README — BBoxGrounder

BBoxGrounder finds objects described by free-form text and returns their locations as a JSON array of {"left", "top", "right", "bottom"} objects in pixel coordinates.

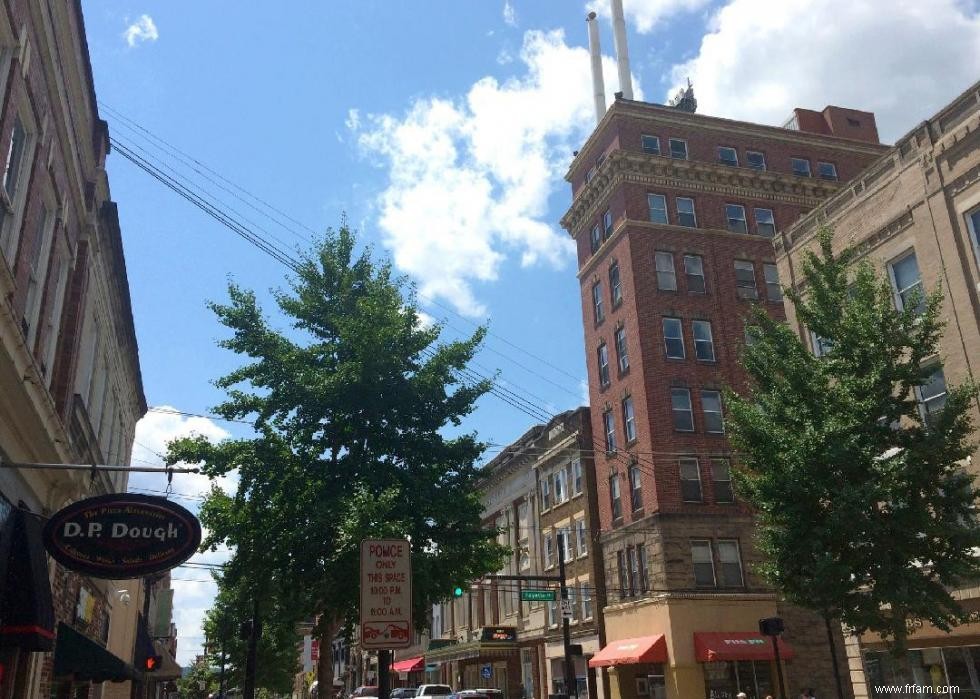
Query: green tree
[
  {"left": 169, "top": 225, "right": 507, "bottom": 691},
  {"left": 727, "top": 228, "right": 980, "bottom": 676},
  {"left": 176, "top": 656, "right": 217, "bottom": 699}
]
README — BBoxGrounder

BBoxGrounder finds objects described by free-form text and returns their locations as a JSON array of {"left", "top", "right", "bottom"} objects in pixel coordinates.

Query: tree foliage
[
  {"left": 726, "top": 228, "right": 980, "bottom": 653},
  {"left": 169, "top": 225, "right": 507, "bottom": 688}
]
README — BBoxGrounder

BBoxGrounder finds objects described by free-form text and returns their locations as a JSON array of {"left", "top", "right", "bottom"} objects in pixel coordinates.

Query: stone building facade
[
  {"left": 561, "top": 95, "right": 888, "bottom": 699},
  {"left": 775, "top": 80, "right": 980, "bottom": 699},
  {"left": 0, "top": 1, "right": 146, "bottom": 697}
]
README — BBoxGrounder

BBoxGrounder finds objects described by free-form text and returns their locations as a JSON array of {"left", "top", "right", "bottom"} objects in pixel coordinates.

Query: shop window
[{"left": 704, "top": 659, "right": 774, "bottom": 699}]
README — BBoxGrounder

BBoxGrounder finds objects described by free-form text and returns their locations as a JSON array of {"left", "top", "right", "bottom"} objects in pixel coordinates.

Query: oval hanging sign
[{"left": 42, "top": 493, "right": 202, "bottom": 579}]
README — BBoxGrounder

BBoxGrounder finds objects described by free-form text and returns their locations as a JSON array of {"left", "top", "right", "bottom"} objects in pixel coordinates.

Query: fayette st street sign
[{"left": 43, "top": 493, "right": 202, "bottom": 579}]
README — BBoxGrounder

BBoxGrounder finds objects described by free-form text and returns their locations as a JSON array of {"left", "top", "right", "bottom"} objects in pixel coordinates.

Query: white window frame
[
  {"left": 23, "top": 203, "right": 54, "bottom": 348},
  {"left": 648, "top": 193, "right": 668, "bottom": 224},
  {"left": 571, "top": 459, "right": 583, "bottom": 495},
  {"left": 590, "top": 223, "right": 601, "bottom": 254},
  {"left": 755, "top": 208, "right": 776, "bottom": 238},
  {"left": 663, "top": 317, "right": 685, "bottom": 359},
  {"left": 592, "top": 281, "right": 604, "bottom": 323},
  {"left": 717, "top": 146, "right": 738, "bottom": 166},
  {"left": 692, "top": 320, "right": 715, "bottom": 362},
  {"left": 746, "top": 150, "right": 766, "bottom": 171},
  {"left": 791, "top": 157, "right": 812, "bottom": 177},
  {"left": 0, "top": 110, "right": 36, "bottom": 263},
  {"left": 734, "top": 260, "right": 758, "bottom": 300},
  {"left": 887, "top": 249, "right": 924, "bottom": 314},
  {"left": 544, "top": 531, "right": 555, "bottom": 568},
  {"left": 580, "top": 583, "right": 593, "bottom": 620},
  {"left": 669, "top": 138, "right": 688, "bottom": 160},
  {"left": 691, "top": 540, "right": 716, "bottom": 587},
  {"left": 684, "top": 254, "right": 705, "bottom": 294},
  {"left": 716, "top": 540, "right": 744, "bottom": 587},
  {"left": 679, "top": 457, "right": 703, "bottom": 502},
  {"left": 540, "top": 477, "right": 551, "bottom": 510},
  {"left": 610, "top": 262, "right": 622, "bottom": 305},
  {"left": 603, "top": 209, "right": 613, "bottom": 238},
  {"left": 554, "top": 468, "right": 568, "bottom": 504},
  {"left": 641, "top": 135, "right": 660, "bottom": 155},
  {"left": 576, "top": 519, "right": 588, "bottom": 557},
  {"left": 597, "top": 342, "right": 610, "bottom": 386},
  {"left": 623, "top": 396, "right": 636, "bottom": 442},
  {"left": 629, "top": 463, "right": 643, "bottom": 512},
  {"left": 676, "top": 197, "right": 697, "bottom": 227},
  {"left": 817, "top": 161, "right": 838, "bottom": 181},
  {"left": 967, "top": 207, "right": 980, "bottom": 270},
  {"left": 725, "top": 204, "right": 748, "bottom": 234},
  {"left": 701, "top": 390, "right": 725, "bottom": 434},
  {"left": 712, "top": 459, "right": 735, "bottom": 504},
  {"left": 655, "top": 251, "right": 676, "bottom": 290},
  {"left": 615, "top": 326, "right": 629, "bottom": 372},
  {"left": 671, "top": 388, "right": 694, "bottom": 432},
  {"left": 603, "top": 409, "right": 617, "bottom": 452},
  {"left": 40, "top": 241, "right": 69, "bottom": 383},
  {"left": 916, "top": 364, "right": 948, "bottom": 423},
  {"left": 610, "top": 475, "right": 622, "bottom": 520},
  {"left": 763, "top": 263, "right": 782, "bottom": 302}
]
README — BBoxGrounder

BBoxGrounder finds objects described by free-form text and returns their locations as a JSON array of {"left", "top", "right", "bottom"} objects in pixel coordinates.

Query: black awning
[
  {"left": 53, "top": 622, "right": 138, "bottom": 683},
  {"left": 0, "top": 509, "right": 55, "bottom": 651}
]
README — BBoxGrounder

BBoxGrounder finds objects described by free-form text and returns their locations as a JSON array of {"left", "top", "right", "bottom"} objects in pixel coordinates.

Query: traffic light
[
  {"left": 144, "top": 655, "right": 162, "bottom": 672},
  {"left": 452, "top": 586, "right": 464, "bottom": 598}
]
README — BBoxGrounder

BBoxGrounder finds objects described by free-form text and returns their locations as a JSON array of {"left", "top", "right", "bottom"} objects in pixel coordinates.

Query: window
[
  {"left": 548, "top": 600, "right": 559, "bottom": 627},
  {"left": 571, "top": 459, "right": 583, "bottom": 495},
  {"left": 676, "top": 197, "right": 697, "bottom": 227},
  {"left": 817, "top": 161, "right": 838, "bottom": 180},
  {"left": 791, "top": 157, "right": 812, "bottom": 177},
  {"left": 692, "top": 540, "right": 715, "bottom": 586},
  {"left": 590, "top": 224, "right": 601, "bottom": 254},
  {"left": 554, "top": 468, "right": 568, "bottom": 504},
  {"left": 684, "top": 254, "right": 706, "bottom": 294},
  {"left": 580, "top": 584, "right": 593, "bottom": 619},
  {"left": 641, "top": 135, "right": 660, "bottom": 155},
  {"left": 603, "top": 209, "right": 613, "bottom": 239},
  {"left": 586, "top": 166, "right": 597, "bottom": 183},
  {"left": 23, "top": 206, "right": 53, "bottom": 347},
  {"left": 629, "top": 464, "right": 643, "bottom": 512},
  {"left": 560, "top": 527, "right": 574, "bottom": 562},
  {"left": 603, "top": 410, "right": 617, "bottom": 452},
  {"left": 918, "top": 365, "right": 948, "bottom": 424},
  {"left": 734, "top": 260, "right": 758, "bottom": 300},
  {"left": 544, "top": 531, "right": 555, "bottom": 568},
  {"left": 519, "top": 538, "right": 530, "bottom": 570},
  {"left": 763, "top": 264, "right": 782, "bottom": 302},
  {"left": 717, "top": 541, "right": 744, "bottom": 587},
  {"left": 566, "top": 586, "right": 578, "bottom": 622},
  {"left": 648, "top": 193, "right": 668, "bottom": 224},
  {"left": 610, "top": 475, "right": 622, "bottom": 520},
  {"left": 592, "top": 281, "right": 604, "bottom": 323},
  {"left": 702, "top": 390, "right": 724, "bottom": 433},
  {"left": 662, "top": 317, "right": 685, "bottom": 359},
  {"left": 889, "top": 251, "right": 925, "bottom": 315},
  {"left": 616, "top": 550, "right": 628, "bottom": 594},
  {"left": 755, "top": 208, "right": 776, "bottom": 238},
  {"left": 726, "top": 204, "right": 748, "bottom": 234},
  {"left": 680, "top": 458, "right": 702, "bottom": 502},
  {"left": 968, "top": 208, "right": 980, "bottom": 267},
  {"left": 597, "top": 343, "right": 610, "bottom": 387},
  {"left": 712, "top": 459, "right": 734, "bottom": 503},
  {"left": 746, "top": 150, "right": 766, "bottom": 170},
  {"left": 655, "top": 251, "right": 676, "bottom": 290},
  {"left": 609, "top": 262, "right": 622, "bottom": 305},
  {"left": 3, "top": 117, "right": 27, "bottom": 202},
  {"left": 614, "top": 326, "right": 629, "bottom": 372},
  {"left": 622, "top": 396, "right": 636, "bottom": 442},
  {"left": 810, "top": 330, "right": 833, "bottom": 358},
  {"left": 576, "top": 519, "right": 588, "bottom": 556},
  {"left": 718, "top": 146, "right": 738, "bottom": 166},
  {"left": 671, "top": 388, "right": 694, "bottom": 431},
  {"left": 541, "top": 477, "right": 552, "bottom": 510},
  {"left": 669, "top": 138, "right": 688, "bottom": 159},
  {"left": 692, "top": 320, "right": 715, "bottom": 361},
  {"left": 638, "top": 546, "right": 649, "bottom": 592}
]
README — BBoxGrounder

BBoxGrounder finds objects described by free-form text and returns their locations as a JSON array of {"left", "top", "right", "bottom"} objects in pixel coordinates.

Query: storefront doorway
[{"left": 703, "top": 660, "right": 774, "bottom": 699}]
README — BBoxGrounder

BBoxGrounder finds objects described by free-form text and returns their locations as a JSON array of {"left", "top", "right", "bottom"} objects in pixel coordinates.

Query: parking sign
[{"left": 360, "top": 539, "right": 413, "bottom": 649}]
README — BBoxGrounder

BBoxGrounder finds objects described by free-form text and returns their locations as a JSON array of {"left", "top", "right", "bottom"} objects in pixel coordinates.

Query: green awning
[{"left": 53, "top": 622, "right": 138, "bottom": 682}]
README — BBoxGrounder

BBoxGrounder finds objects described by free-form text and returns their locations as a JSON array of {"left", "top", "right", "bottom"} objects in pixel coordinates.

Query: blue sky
[{"left": 80, "top": 0, "right": 980, "bottom": 665}]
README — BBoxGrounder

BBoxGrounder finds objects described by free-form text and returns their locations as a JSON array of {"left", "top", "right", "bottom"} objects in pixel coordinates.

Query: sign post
[{"left": 361, "top": 539, "right": 413, "bottom": 699}]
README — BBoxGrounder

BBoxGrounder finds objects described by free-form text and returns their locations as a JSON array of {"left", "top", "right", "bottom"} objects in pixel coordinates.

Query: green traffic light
[{"left": 452, "top": 586, "right": 464, "bottom": 597}]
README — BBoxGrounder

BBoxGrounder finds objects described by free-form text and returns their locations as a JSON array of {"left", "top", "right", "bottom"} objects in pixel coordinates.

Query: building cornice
[
  {"left": 566, "top": 99, "right": 889, "bottom": 182},
  {"left": 561, "top": 150, "right": 841, "bottom": 237}
]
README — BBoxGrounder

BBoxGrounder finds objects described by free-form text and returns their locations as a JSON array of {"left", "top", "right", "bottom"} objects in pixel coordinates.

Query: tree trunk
[
  {"left": 316, "top": 616, "right": 343, "bottom": 699},
  {"left": 824, "top": 614, "right": 846, "bottom": 699}
]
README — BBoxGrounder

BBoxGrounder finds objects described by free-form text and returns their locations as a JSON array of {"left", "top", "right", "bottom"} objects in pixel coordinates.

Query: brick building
[
  {"left": 0, "top": 1, "right": 146, "bottom": 697},
  {"left": 560, "top": 93, "right": 887, "bottom": 699},
  {"left": 775, "top": 80, "right": 980, "bottom": 699},
  {"left": 425, "top": 408, "right": 604, "bottom": 699}
]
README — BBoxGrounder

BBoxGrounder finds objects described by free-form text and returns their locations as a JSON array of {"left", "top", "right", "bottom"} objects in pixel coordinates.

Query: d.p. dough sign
[{"left": 43, "top": 493, "right": 202, "bottom": 579}]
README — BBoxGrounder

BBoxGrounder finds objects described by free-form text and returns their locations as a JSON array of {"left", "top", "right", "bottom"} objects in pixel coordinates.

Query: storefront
[
  {"left": 424, "top": 627, "right": 522, "bottom": 698},
  {"left": 694, "top": 632, "right": 793, "bottom": 699},
  {"left": 546, "top": 635, "right": 603, "bottom": 698},
  {"left": 864, "top": 645, "right": 980, "bottom": 697},
  {"left": 589, "top": 635, "right": 668, "bottom": 699},
  {"left": 393, "top": 656, "right": 426, "bottom": 687}
]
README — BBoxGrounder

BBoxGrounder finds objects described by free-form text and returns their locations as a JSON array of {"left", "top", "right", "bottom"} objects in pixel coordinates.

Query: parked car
[
  {"left": 352, "top": 686, "right": 379, "bottom": 699},
  {"left": 416, "top": 684, "right": 454, "bottom": 699},
  {"left": 467, "top": 690, "right": 502, "bottom": 699},
  {"left": 391, "top": 688, "right": 419, "bottom": 699}
]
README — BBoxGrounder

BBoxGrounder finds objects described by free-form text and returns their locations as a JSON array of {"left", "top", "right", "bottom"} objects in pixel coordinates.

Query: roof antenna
[{"left": 610, "top": 0, "right": 633, "bottom": 100}]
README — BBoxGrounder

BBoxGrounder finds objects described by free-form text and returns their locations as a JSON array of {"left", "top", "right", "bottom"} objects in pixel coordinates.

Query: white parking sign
[{"left": 360, "top": 539, "right": 413, "bottom": 649}]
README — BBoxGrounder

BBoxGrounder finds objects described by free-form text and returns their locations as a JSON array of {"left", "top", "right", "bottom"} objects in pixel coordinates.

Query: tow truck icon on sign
[{"left": 363, "top": 621, "right": 410, "bottom": 645}]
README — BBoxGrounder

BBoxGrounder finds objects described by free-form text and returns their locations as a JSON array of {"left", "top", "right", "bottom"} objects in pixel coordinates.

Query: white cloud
[
  {"left": 668, "top": 0, "right": 980, "bottom": 142},
  {"left": 586, "top": 0, "right": 711, "bottom": 33},
  {"left": 122, "top": 14, "right": 159, "bottom": 48},
  {"left": 354, "top": 30, "right": 640, "bottom": 317},
  {"left": 128, "top": 407, "right": 235, "bottom": 666},
  {"left": 503, "top": 1, "right": 518, "bottom": 27}
]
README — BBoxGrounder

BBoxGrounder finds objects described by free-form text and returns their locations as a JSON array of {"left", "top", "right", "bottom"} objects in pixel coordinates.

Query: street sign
[
  {"left": 560, "top": 599, "right": 573, "bottom": 619},
  {"left": 481, "top": 664, "right": 492, "bottom": 680},
  {"left": 360, "top": 539, "right": 413, "bottom": 649},
  {"left": 521, "top": 589, "right": 557, "bottom": 602}
]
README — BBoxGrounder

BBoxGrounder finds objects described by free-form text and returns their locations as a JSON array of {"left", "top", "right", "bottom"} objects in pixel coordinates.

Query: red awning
[
  {"left": 694, "top": 632, "right": 795, "bottom": 662},
  {"left": 588, "top": 635, "right": 668, "bottom": 668},
  {"left": 392, "top": 656, "right": 425, "bottom": 673}
]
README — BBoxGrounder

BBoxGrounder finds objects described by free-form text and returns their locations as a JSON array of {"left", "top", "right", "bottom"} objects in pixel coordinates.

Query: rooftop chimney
[
  {"left": 610, "top": 0, "right": 633, "bottom": 100},
  {"left": 586, "top": 12, "right": 606, "bottom": 123}
]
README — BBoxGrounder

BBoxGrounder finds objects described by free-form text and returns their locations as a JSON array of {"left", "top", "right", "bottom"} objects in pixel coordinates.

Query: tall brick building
[
  {"left": 0, "top": 1, "right": 146, "bottom": 696},
  {"left": 560, "top": 94, "right": 887, "bottom": 699},
  {"left": 776, "top": 80, "right": 980, "bottom": 699}
]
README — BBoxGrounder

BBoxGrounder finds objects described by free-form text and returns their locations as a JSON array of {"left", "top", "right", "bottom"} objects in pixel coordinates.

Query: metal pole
[
  {"left": 0, "top": 460, "right": 199, "bottom": 473},
  {"left": 558, "top": 533, "right": 577, "bottom": 699},
  {"left": 379, "top": 650, "right": 391, "bottom": 699},
  {"left": 243, "top": 599, "right": 259, "bottom": 699},
  {"left": 772, "top": 636, "right": 787, "bottom": 699}
]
